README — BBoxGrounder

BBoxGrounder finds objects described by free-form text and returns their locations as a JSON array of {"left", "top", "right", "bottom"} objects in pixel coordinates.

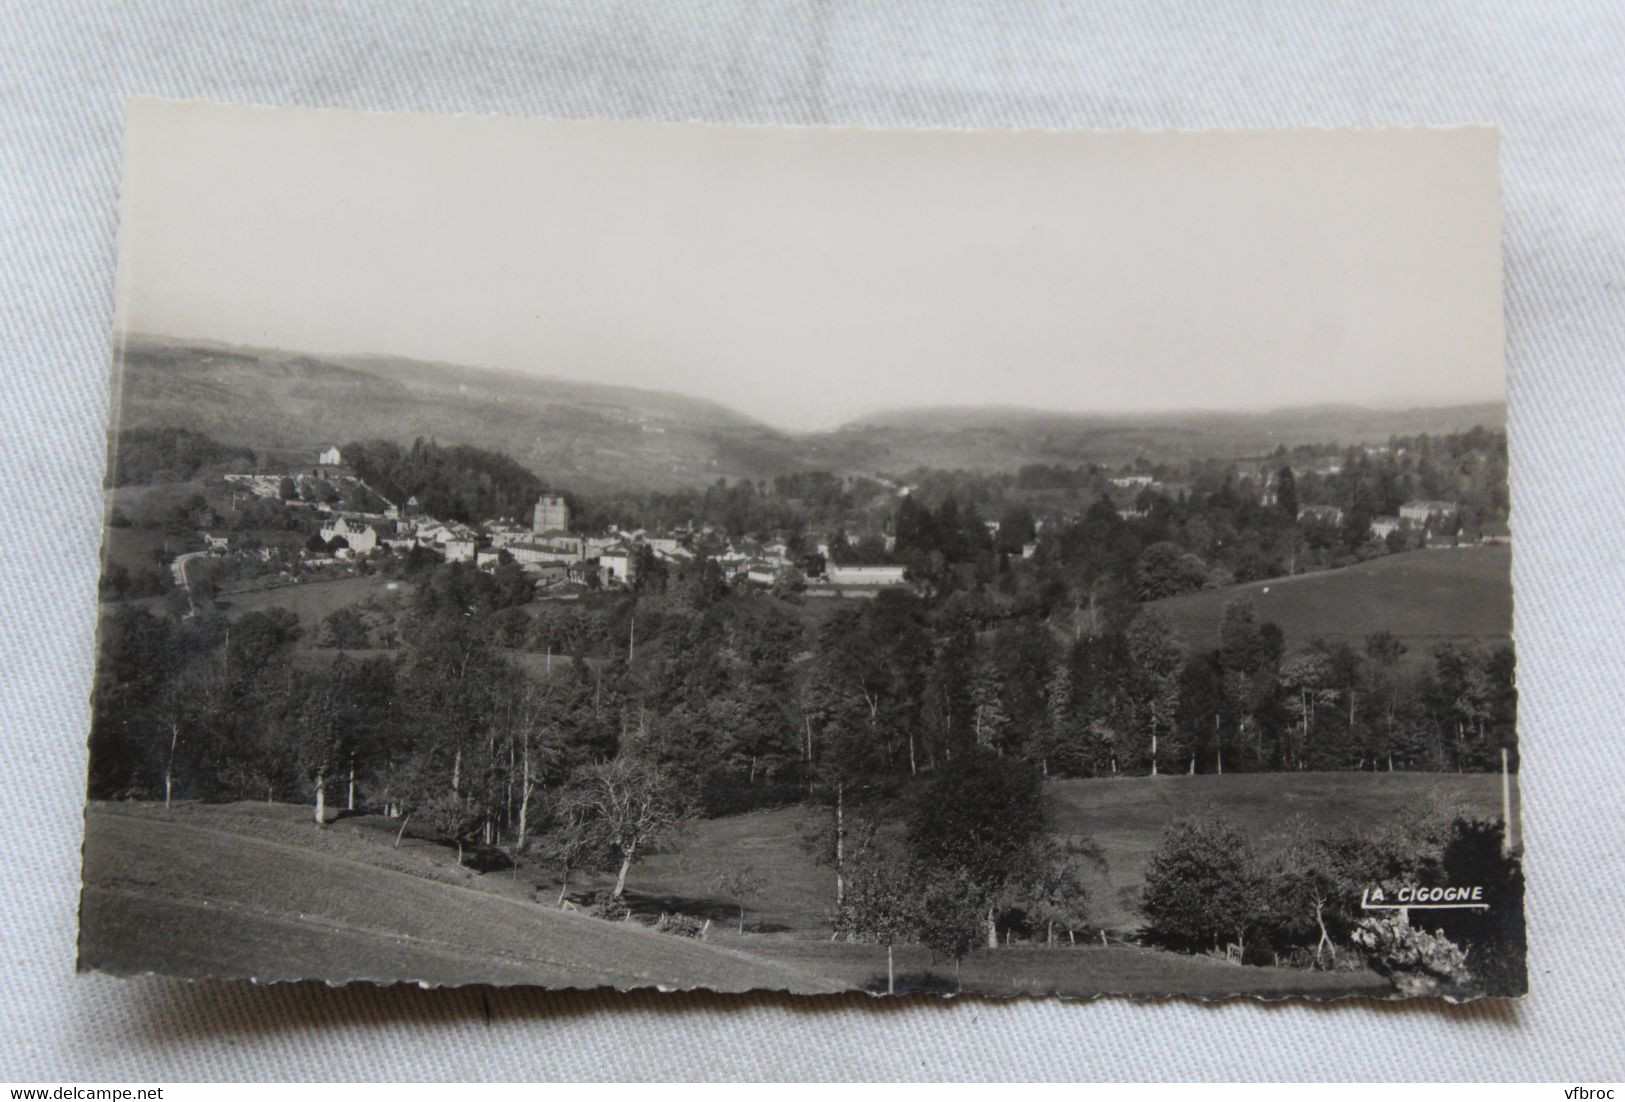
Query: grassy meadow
[{"left": 1149, "top": 545, "right": 1512, "bottom": 656}]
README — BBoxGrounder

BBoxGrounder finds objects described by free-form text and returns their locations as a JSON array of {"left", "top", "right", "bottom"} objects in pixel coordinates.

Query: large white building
[
  {"left": 1399, "top": 499, "right": 1457, "bottom": 525},
  {"left": 825, "top": 563, "right": 908, "bottom": 587},
  {"left": 319, "top": 515, "right": 384, "bottom": 554}
]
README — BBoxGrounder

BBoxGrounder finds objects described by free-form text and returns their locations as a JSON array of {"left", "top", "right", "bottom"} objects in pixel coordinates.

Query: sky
[{"left": 116, "top": 101, "right": 1504, "bottom": 432}]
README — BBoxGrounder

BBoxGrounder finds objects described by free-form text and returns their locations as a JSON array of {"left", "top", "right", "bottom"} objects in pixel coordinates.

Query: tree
[
  {"left": 1276, "top": 466, "right": 1299, "bottom": 520},
  {"left": 713, "top": 865, "right": 765, "bottom": 934},
  {"left": 318, "top": 607, "right": 370, "bottom": 649},
  {"left": 419, "top": 793, "right": 484, "bottom": 866},
  {"left": 1135, "top": 541, "right": 1208, "bottom": 600},
  {"left": 572, "top": 754, "right": 686, "bottom": 900},
  {"left": 1267, "top": 818, "right": 1364, "bottom": 967},
  {"left": 906, "top": 748, "right": 1048, "bottom": 948},
  {"left": 1041, "top": 656, "right": 1076, "bottom": 778},
  {"left": 1278, "top": 650, "right": 1337, "bottom": 769},
  {"left": 833, "top": 846, "right": 916, "bottom": 994},
  {"left": 969, "top": 657, "right": 1012, "bottom": 753},
  {"left": 1140, "top": 817, "right": 1267, "bottom": 955},
  {"left": 1022, "top": 837, "right": 1094, "bottom": 947},
  {"left": 911, "top": 871, "right": 986, "bottom": 986},
  {"left": 1126, "top": 612, "right": 1184, "bottom": 775},
  {"left": 538, "top": 785, "right": 602, "bottom": 905}
]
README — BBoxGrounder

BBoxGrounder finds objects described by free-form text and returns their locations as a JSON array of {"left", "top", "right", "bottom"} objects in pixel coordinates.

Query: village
[
  {"left": 163, "top": 437, "right": 1512, "bottom": 614},
  {"left": 200, "top": 446, "right": 913, "bottom": 601}
]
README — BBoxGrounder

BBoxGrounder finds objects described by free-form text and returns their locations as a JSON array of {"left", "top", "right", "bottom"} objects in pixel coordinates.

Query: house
[
  {"left": 825, "top": 563, "right": 908, "bottom": 587},
  {"left": 641, "top": 535, "right": 686, "bottom": 558},
  {"left": 1369, "top": 516, "right": 1403, "bottom": 541},
  {"left": 317, "top": 446, "right": 343, "bottom": 467},
  {"left": 319, "top": 516, "right": 384, "bottom": 555},
  {"left": 202, "top": 532, "right": 231, "bottom": 553},
  {"left": 442, "top": 538, "right": 476, "bottom": 563},
  {"left": 1400, "top": 499, "right": 1457, "bottom": 525},
  {"left": 1021, "top": 541, "right": 1038, "bottom": 560},
  {"left": 597, "top": 545, "right": 636, "bottom": 587},
  {"left": 505, "top": 541, "right": 580, "bottom": 568},
  {"left": 1109, "top": 474, "right": 1155, "bottom": 489},
  {"left": 1298, "top": 504, "right": 1344, "bottom": 527},
  {"left": 521, "top": 561, "right": 571, "bottom": 582},
  {"left": 532, "top": 494, "right": 571, "bottom": 534}
]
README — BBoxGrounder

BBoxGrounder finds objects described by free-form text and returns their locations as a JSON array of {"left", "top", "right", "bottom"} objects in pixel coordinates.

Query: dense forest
[
  {"left": 107, "top": 427, "right": 256, "bottom": 486},
  {"left": 339, "top": 438, "right": 546, "bottom": 523}
]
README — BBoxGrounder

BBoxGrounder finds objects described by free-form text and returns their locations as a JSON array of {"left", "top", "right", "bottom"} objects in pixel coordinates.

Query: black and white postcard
[{"left": 80, "top": 100, "right": 1522, "bottom": 999}]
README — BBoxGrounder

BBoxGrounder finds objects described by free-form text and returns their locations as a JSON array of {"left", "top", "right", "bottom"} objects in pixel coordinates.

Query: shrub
[
  {"left": 654, "top": 912, "right": 707, "bottom": 939},
  {"left": 1140, "top": 817, "right": 1267, "bottom": 954},
  {"left": 1351, "top": 915, "right": 1472, "bottom": 997},
  {"left": 1241, "top": 932, "right": 1276, "bottom": 968},
  {"left": 584, "top": 890, "right": 629, "bottom": 921}
]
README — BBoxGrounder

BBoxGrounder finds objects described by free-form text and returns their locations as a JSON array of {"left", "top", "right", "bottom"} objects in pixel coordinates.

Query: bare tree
[{"left": 574, "top": 754, "right": 685, "bottom": 901}]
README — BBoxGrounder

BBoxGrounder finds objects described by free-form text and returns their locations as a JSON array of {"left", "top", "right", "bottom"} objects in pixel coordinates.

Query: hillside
[
  {"left": 114, "top": 334, "right": 1507, "bottom": 491},
  {"left": 111, "top": 335, "right": 789, "bottom": 492},
  {"left": 80, "top": 784, "right": 1429, "bottom": 998},
  {"left": 823, "top": 402, "right": 1508, "bottom": 474},
  {"left": 78, "top": 802, "right": 844, "bottom": 991},
  {"left": 1148, "top": 545, "right": 1513, "bottom": 655}
]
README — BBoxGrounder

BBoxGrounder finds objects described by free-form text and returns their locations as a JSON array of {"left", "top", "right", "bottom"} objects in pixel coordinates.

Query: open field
[
  {"left": 210, "top": 573, "right": 406, "bottom": 634},
  {"left": 730, "top": 939, "right": 1388, "bottom": 999},
  {"left": 79, "top": 802, "right": 844, "bottom": 992},
  {"left": 1149, "top": 545, "right": 1512, "bottom": 655}
]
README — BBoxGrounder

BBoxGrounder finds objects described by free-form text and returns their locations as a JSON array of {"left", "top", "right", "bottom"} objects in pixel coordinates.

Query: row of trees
[{"left": 91, "top": 547, "right": 1514, "bottom": 861}]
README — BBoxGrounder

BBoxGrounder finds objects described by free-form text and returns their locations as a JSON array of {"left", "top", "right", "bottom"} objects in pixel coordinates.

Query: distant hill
[
  {"left": 111, "top": 335, "right": 790, "bottom": 492},
  {"left": 112, "top": 335, "right": 1506, "bottom": 491},
  {"left": 821, "top": 402, "right": 1508, "bottom": 474}
]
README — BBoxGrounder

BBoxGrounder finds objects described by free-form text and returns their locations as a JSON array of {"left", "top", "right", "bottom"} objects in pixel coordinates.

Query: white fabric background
[{"left": 2, "top": 0, "right": 1622, "bottom": 1082}]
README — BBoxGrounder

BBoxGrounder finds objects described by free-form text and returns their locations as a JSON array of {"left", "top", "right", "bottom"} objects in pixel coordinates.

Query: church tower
[{"left": 532, "top": 494, "right": 571, "bottom": 534}]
